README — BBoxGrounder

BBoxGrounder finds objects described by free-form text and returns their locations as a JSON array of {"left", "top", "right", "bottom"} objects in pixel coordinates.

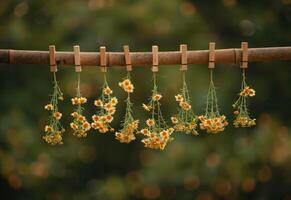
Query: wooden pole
[{"left": 0, "top": 46, "right": 291, "bottom": 67}]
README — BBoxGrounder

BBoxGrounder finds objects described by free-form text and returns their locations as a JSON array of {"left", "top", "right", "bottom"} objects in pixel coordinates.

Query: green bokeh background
[{"left": 1, "top": 0, "right": 291, "bottom": 199}]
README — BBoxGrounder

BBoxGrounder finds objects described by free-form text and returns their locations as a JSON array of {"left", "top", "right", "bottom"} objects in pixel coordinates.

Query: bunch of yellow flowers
[
  {"left": 70, "top": 97, "right": 91, "bottom": 137},
  {"left": 70, "top": 74, "right": 91, "bottom": 137},
  {"left": 233, "top": 70, "right": 256, "bottom": 128},
  {"left": 171, "top": 72, "right": 198, "bottom": 135},
  {"left": 91, "top": 77, "right": 118, "bottom": 134},
  {"left": 115, "top": 76, "right": 139, "bottom": 143},
  {"left": 239, "top": 86, "right": 256, "bottom": 97},
  {"left": 141, "top": 73, "right": 174, "bottom": 150},
  {"left": 199, "top": 70, "right": 228, "bottom": 133},
  {"left": 118, "top": 79, "right": 134, "bottom": 93},
  {"left": 140, "top": 126, "right": 174, "bottom": 150},
  {"left": 43, "top": 73, "right": 65, "bottom": 145},
  {"left": 198, "top": 115, "right": 228, "bottom": 133}
]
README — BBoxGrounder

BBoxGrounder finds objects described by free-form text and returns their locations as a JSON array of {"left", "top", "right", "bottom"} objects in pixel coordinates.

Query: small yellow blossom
[
  {"left": 71, "top": 112, "right": 79, "bottom": 118},
  {"left": 103, "top": 87, "right": 113, "bottom": 95},
  {"left": 110, "top": 97, "right": 118, "bottom": 106},
  {"left": 45, "top": 125, "right": 53, "bottom": 132},
  {"left": 152, "top": 94, "right": 162, "bottom": 101},
  {"left": 180, "top": 101, "right": 192, "bottom": 111},
  {"left": 175, "top": 94, "right": 184, "bottom": 102},
  {"left": 53, "top": 112, "right": 62, "bottom": 120},
  {"left": 146, "top": 119, "right": 155, "bottom": 126},
  {"left": 79, "top": 97, "right": 87, "bottom": 104},
  {"left": 171, "top": 117, "right": 178, "bottom": 124},
  {"left": 71, "top": 97, "right": 79, "bottom": 105},
  {"left": 142, "top": 103, "right": 152, "bottom": 111},
  {"left": 44, "top": 104, "right": 54, "bottom": 111},
  {"left": 94, "top": 99, "right": 103, "bottom": 107}
]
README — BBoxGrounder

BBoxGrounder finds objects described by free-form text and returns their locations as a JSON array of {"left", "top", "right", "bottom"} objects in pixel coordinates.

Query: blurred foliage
[{"left": 0, "top": 0, "right": 291, "bottom": 199}]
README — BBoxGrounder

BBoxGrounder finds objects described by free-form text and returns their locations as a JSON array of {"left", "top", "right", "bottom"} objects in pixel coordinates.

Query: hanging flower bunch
[
  {"left": 115, "top": 73, "right": 139, "bottom": 143},
  {"left": 70, "top": 73, "right": 91, "bottom": 137},
  {"left": 171, "top": 72, "right": 198, "bottom": 135},
  {"left": 140, "top": 73, "right": 174, "bottom": 150},
  {"left": 43, "top": 73, "right": 65, "bottom": 145},
  {"left": 233, "top": 69, "right": 256, "bottom": 127},
  {"left": 198, "top": 69, "right": 228, "bottom": 133},
  {"left": 91, "top": 73, "right": 118, "bottom": 133}
]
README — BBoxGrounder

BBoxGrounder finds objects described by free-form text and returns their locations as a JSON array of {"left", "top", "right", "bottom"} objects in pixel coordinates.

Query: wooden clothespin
[
  {"left": 180, "top": 44, "right": 187, "bottom": 71},
  {"left": 74, "top": 45, "right": 82, "bottom": 72},
  {"left": 123, "top": 45, "right": 132, "bottom": 71},
  {"left": 152, "top": 45, "right": 159, "bottom": 72},
  {"left": 100, "top": 46, "right": 107, "bottom": 72},
  {"left": 240, "top": 42, "right": 248, "bottom": 68},
  {"left": 49, "top": 45, "right": 57, "bottom": 72},
  {"left": 208, "top": 42, "right": 215, "bottom": 69}
]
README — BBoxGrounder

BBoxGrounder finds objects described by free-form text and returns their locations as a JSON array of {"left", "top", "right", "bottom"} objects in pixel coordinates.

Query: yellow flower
[
  {"left": 103, "top": 86, "right": 113, "bottom": 95},
  {"left": 175, "top": 94, "right": 184, "bottom": 102},
  {"left": 71, "top": 97, "right": 79, "bottom": 105},
  {"left": 53, "top": 112, "right": 62, "bottom": 120},
  {"left": 79, "top": 97, "right": 87, "bottom": 104},
  {"left": 152, "top": 94, "right": 162, "bottom": 101},
  {"left": 71, "top": 112, "right": 79, "bottom": 118},
  {"left": 92, "top": 114, "right": 100, "bottom": 122},
  {"left": 142, "top": 104, "right": 152, "bottom": 112},
  {"left": 94, "top": 99, "right": 103, "bottom": 107},
  {"left": 78, "top": 115, "right": 86, "bottom": 122},
  {"left": 249, "top": 89, "right": 256, "bottom": 97},
  {"left": 99, "top": 127, "right": 109, "bottom": 133},
  {"left": 44, "top": 104, "right": 54, "bottom": 111},
  {"left": 146, "top": 119, "right": 155, "bottom": 127},
  {"left": 82, "top": 122, "right": 91, "bottom": 131},
  {"left": 140, "top": 129, "right": 150, "bottom": 136},
  {"left": 45, "top": 125, "right": 53, "bottom": 132},
  {"left": 125, "top": 84, "right": 134, "bottom": 93},
  {"left": 105, "top": 115, "right": 113, "bottom": 123},
  {"left": 171, "top": 116, "right": 178, "bottom": 124},
  {"left": 110, "top": 97, "right": 118, "bottom": 105},
  {"left": 108, "top": 108, "right": 116, "bottom": 115},
  {"left": 104, "top": 103, "right": 113, "bottom": 111},
  {"left": 180, "top": 101, "right": 192, "bottom": 111},
  {"left": 70, "top": 123, "right": 78, "bottom": 130}
]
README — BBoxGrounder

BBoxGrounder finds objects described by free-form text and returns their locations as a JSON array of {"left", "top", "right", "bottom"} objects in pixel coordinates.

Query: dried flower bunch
[
  {"left": 43, "top": 73, "right": 65, "bottom": 145},
  {"left": 198, "top": 69, "right": 228, "bottom": 133},
  {"left": 91, "top": 73, "right": 118, "bottom": 133},
  {"left": 70, "top": 73, "right": 91, "bottom": 137},
  {"left": 233, "top": 69, "right": 256, "bottom": 127},
  {"left": 140, "top": 73, "right": 174, "bottom": 150},
  {"left": 171, "top": 72, "right": 198, "bottom": 135},
  {"left": 115, "top": 72, "right": 139, "bottom": 143}
]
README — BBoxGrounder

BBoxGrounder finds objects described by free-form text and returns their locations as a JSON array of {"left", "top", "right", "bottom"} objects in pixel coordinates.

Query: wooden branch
[{"left": 0, "top": 46, "right": 291, "bottom": 67}]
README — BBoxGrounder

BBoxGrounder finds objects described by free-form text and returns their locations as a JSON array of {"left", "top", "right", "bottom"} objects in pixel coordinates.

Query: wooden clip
[
  {"left": 180, "top": 44, "right": 188, "bottom": 71},
  {"left": 74, "top": 45, "right": 82, "bottom": 72},
  {"left": 240, "top": 42, "right": 248, "bottom": 68},
  {"left": 208, "top": 42, "right": 215, "bottom": 69},
  {"left": 123, "top": 45, "right": 132, "bottom": 71},
  {"left": 100, "top": 46, "right": 107, "bottom": 72},
  {"left": 152, "top": 45, "right": 159, "bottom": 72},
  {"left": 49, "top": 45, "right": 57, "bottom": 72}
]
